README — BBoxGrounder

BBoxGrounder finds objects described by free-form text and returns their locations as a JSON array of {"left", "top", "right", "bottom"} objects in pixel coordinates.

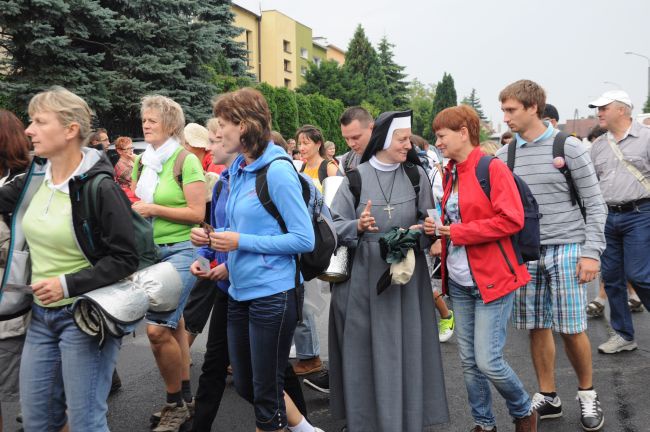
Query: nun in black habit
[{"left": 328, "top": 110, "right": 449, "bottom": 432}]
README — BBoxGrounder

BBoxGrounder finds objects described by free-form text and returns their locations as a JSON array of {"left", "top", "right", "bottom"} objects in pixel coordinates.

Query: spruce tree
[
  {"left": 431, "top": 72, "right": 458, "bottom": 122},
  {"left": 343, "top": 25, "right": 391, "bottom": 111},
  {"left": 461, "top": 88, "right": 487, "bottom": 120},
  {"left": 0, "top": 0, "right": 249, "bottom": 136},
  {"left": 644, "top": 94, "right": 650, "bottom": 114},
  {"left": 377, "top": 36, "right": 409, "bottom": 110}
]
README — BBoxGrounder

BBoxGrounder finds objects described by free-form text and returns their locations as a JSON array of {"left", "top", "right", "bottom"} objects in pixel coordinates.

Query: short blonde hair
[
  {"left": 28, "top": 86, "right": 94, "bottom": 144},
  {"left": 141, "top": 95, "right": 185, "bottom": 141},
  {"left": 480, "top": 140, "right": 502, "bottom": 156},
  {"left": 205, "top": 117, "right": 219, "bottom": 133}
]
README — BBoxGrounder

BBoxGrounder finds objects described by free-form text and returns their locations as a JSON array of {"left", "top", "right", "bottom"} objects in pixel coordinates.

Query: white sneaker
[
  {"left": 314, "top": 428, "right": 325, "bottom": 432},
  {"left": 597, "top": 333, "right": 637, "bottom": 354},
  {"left": 289, "top": 344, "right": 296, "bottom": 359}
]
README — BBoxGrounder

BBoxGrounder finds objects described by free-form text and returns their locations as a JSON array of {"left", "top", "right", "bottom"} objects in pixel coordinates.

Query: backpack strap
[
  {"left": 347, "top": 168, "right": 362, "bottom": 209},
  {"left": 403, "top": 162, "right": 422, "bottom": 218},
  {"left": 476, "top": 155, "right": 495, "bottom": 199},
  {"left": 553, "top": 132, "right": 586, "bottom": 220},
  {"left": 81, "top": 173, "right": 113, "bottom": 254},
  {"left": 506, "top": 142, "right": 517, "bottom": 171},
  {"left": 214, "top": 179, "right": 224, "bottom": 203},
  {"left": 172, "top": 149, "right": 191, "bottom": 190}
]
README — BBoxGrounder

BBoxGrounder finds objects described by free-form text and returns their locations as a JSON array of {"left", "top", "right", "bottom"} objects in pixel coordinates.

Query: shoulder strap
[
  {"left": 476, "top": 155, "right": 495, "bottom": 199},
  {"left": 347, "top": 168, "right": 362, "bottom": 209},
  {"left": 214, "top": 179, "right": 224, "bottom": 203},
  {"left": 318, "top": 160, "right": 329, "bottom": 184},
  {"left": 82, "top": 173, "right": 113, "bottom": 252},
  {"left": 403, "top": 162, "right": 423, "bottom": 219},
  {"left": 506, "top": 142, "right": 516, "bottom": 171},
  {"left": 173, "top": 149, "right": 191, "bottom": 189},
  {"left": 553, "top": 132, "right": 579, "bottom": 206},
  {"left": 299, "top": 162, "right": 306, "bottom": 173},
  {"left": 606, "top": 134, "right": 650, "bottom": 192}
]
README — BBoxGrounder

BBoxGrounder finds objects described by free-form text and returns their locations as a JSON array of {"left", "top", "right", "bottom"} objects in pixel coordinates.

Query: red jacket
[{"left": 441, "top": 147, "right": 530, "bottom": 303}]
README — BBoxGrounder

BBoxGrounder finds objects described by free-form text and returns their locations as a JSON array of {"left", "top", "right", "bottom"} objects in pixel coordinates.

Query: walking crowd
[{"left": 0, "top": 77, "right": 648, "bottom": 432}]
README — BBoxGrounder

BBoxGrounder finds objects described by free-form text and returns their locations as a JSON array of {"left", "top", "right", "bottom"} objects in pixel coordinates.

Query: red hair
[
  {"left": 432, "top": 105, "right": 481, "bottom": 146},
  {"left": 0, "top": 109, "right": 31, "bottom": 173},
  {"left": 115, "top": 136, "right": 132, "bottom": 150}
]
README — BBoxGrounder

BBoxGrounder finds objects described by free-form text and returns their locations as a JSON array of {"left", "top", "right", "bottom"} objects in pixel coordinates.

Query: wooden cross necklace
[{"left": 374, "top": 167, "right": 398, "bottom": 219}]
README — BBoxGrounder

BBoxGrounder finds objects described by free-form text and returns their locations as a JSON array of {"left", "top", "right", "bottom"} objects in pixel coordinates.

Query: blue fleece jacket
[
  {"left": 226, "top": 142, "right": 315, "bottom": 301},
  {"left": 198, "top": 169, "right": 230, "bottom": 293}
]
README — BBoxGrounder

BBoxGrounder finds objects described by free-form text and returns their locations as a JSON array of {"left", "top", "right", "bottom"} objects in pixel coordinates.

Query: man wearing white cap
[{"left": 589, "top": 90, "right": 650, "bottom": 354}]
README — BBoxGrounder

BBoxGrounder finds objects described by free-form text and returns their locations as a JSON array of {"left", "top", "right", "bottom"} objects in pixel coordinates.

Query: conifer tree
[
  {"left": 431, "top": 72, "right": 458, "bottom": 123},
  {"left": 461, "top": 88, "right": 487, "bottom": 120},
  {"left": 377, "top": 36, "right": 409, "bottom": 110}
]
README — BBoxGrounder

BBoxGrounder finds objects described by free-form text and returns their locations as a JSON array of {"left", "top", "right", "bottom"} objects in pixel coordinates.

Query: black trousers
[{"left": 184, "top": 278, "right": 217, "bottom": 335}]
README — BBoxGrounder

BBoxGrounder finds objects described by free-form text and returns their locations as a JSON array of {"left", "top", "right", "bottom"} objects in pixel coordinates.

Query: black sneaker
[
  {"left": 531, "top": 392, "right": 562, "bottom": 419},
  {"left": 303, "top": 370, "right": 330, "bottom": 394},
  {"left": 577, "top": 390, "right": 604, "bottom": 431},
  {"left": 110, "top": 369, "right": 122, "bottom": 395}
]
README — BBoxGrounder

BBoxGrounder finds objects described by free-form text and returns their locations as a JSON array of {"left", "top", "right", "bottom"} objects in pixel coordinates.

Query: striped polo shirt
[{"left": 495, "top": 123, "right": 607, "bottom": 261}]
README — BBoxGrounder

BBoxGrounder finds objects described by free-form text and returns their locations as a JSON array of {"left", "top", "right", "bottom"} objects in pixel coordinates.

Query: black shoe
[
  {"left": 531, "top": 393, "right": 562, "bottom": 419},
  {"left": 303, "top": 370, "right": 330, "bottom": 394},
  {"left": 16, "top": 412, "right": 22, "bottom": 423},
  {"left": 577, "top": 390, "right": 604, "bottom": 431},
  {"left": 110, "top": 369, "right": 122, "bottom": 395}
]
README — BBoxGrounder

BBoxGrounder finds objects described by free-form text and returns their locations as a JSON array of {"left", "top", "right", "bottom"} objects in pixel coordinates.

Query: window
[
  {"left": 284, "top": 79, "right": 291, "bottom": 88},
  {"left": 300, "top": 48, "right": 309, "bottom": 59},
  {"left": 283, "top": 40, "right": 291, "bottom": 53},
  {"left": 300, "top": 66, "right": 307, "bottom": 76},
  {"left": 284, "top": 59, "right": 292, "bottom": 73},
  {"left": 313, "top": 56, "right": 322, "bottom": 67},
  {"left": 245, "top": 30, "right": 253, "bottom": 67}
]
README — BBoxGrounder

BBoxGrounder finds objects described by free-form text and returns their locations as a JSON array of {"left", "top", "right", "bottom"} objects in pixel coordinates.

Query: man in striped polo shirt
[
  {"left": 497, "top": 80, "right": 607, "bottom": 432},
  {"left": 589, "top": 90, "right": 650, "bottom": 354}
]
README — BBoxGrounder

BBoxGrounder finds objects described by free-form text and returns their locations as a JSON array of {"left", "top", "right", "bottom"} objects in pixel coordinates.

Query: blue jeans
[
  {"left": 228, "top": 289, "right": 297, "bottom": 431},
  {"left": 19, "top": 303, "right": 121, "bottom": 432},
  {"left": 449, "top": 279, "right": 531, "bottom": 427},
  {"left": 293, "top": 303, "right": 320, "bottom": 359},
  {"left": 146, "top": 240, "right": 197, "bottom": 328},
  {"left": 601, "top": 202, "right": 650, "bottom": 341}
]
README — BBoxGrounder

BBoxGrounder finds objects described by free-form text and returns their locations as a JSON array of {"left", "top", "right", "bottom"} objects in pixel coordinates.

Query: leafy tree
[
  {"left": 431, "top": 72, "right": 458, "bottom": 125},
  {"left": 295, "top": 92, "right": 316, "bottom": 127},
  {"left": 461, "top": 88, "right": 487, "bottom": 120},
  {"left": 343, "top": 25, "right": 391, "bottom": 111},
  {"left": 273, "top": 86, "right": 299, "bottom": 139},
  {"left": 256, "top": 82, "right": 279, "bottom": 131},
  {"left": 297, "top": 59, "right": 348, "bottom": 102},
  {"left": 377, "top": 36, "right": 409, "bottom": 110},
  {"left": 408, "top": 79, "right": 436, "bottom": 141},
  {"left": 0, "top": 0, "right": 249, "bottom": 136}
]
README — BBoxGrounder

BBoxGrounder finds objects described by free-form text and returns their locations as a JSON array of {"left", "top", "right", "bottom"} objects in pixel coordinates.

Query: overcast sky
[{"left": 235, "top": 0, "right": 650, "bottom": 133}]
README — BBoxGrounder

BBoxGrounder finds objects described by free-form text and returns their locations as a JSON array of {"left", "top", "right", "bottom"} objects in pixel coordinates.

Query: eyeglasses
[{"left": 118, "top": 146, "right": 134, "bottom": 151}]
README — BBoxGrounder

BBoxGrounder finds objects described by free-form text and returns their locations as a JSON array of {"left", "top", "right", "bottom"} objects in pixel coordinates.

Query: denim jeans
[
  {"left": 228, "top": 289, "right": 297, "bottom": 431},
  {"left": 601, "top": 201, "right": 650, "bottom": 341},
  {"left": 449, "top": 279, "right": 531, "bottom": 427},
  {"left": 293, "top": 304, "right": 320, "bottom": 359},
  {"left": 19, "top": 303, "right": 121, "bottom": 432},
  {"left": 147, "top": 240, "right": 197, "bottom": 328}
]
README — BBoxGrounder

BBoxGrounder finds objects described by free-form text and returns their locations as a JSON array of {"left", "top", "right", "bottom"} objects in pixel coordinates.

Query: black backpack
[
  {"left": 475, "top": 156, "right": 541, "bottom": 264},
  {"left": 255, "top": 157, "right": 337, "bottom": 282},
  {"left": 82, "top": 173, "right": 160, "bottom": 270},
  {"left": 507, "top": 132, "right": 585, "bottom": 220}
]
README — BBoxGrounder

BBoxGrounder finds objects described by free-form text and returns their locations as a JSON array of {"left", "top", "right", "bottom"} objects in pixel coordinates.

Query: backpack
[
  {"left": 476, "top": 156, "right": 541, "bottom": 263},
  {"left": 135, "top": 149, "right": 190, "bottom": 190},
  {"left": 507, "top": 132, "right": 585, "bottom": 220},
  {"left": 300, "top": 159, "right": 330, "bottom": 184},
  {"left": 255, "top": 157, "right": 337, "bottom": 282},
  {"left": 347, "top": 162, "right": 423, "bottom": 219},
  {"left": 83, "top": 174, "right": 160, "bottom": 270}
]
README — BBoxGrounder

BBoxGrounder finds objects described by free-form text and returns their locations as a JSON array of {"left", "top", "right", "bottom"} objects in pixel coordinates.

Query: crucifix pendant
[{"left": 384, "top": 204, "right": 395, "bottom": 219}]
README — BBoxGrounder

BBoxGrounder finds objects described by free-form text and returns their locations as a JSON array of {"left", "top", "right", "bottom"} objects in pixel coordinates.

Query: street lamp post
[{"left": 625, "top": 51, "right": 650, "bottom": 107}]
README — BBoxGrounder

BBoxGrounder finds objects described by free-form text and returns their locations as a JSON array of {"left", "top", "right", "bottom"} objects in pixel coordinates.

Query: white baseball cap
[
  {"left": 588, "top": 90, "right": 633, "bottom": 108},
  {"left": 184, "top": 123, "right": 209, "bottom": 149}
]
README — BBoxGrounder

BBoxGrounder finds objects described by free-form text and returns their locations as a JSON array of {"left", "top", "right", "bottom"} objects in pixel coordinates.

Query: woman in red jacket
[{"left": 425, "top": 105, "right": 537, "bottom": 432}]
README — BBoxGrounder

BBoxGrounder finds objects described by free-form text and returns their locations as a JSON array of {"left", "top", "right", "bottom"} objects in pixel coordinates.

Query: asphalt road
[{"left": 3, "top": 279, "right": 650, "bottom": 432}]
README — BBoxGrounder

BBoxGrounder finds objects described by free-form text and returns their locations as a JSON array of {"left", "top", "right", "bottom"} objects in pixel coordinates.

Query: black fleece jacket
[{"left": 0, "top": 152, "right": 138, "bottom": 298}]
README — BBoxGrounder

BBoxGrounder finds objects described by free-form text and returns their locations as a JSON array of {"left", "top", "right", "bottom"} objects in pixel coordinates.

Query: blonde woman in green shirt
[
  {"left": 0, "top": 87, "right": 139, "bottom": 431},
  {"left": 131, "top": 95, "right": 205, "bottom": 431}
]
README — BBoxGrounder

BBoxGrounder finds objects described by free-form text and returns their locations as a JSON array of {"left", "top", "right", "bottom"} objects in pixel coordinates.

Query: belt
[{"left": 608, "top": 198, "right": 650, "bottom": 213}]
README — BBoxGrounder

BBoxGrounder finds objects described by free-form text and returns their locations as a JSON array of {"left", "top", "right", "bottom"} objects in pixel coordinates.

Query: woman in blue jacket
[{"left": 210, "top": 88, "right": 315, "bottom": 432}]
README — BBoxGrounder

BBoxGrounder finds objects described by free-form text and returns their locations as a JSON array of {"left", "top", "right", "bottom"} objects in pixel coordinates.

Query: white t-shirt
[{"left": 445, "top": 191, "right": 473, "bottom": 286}]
